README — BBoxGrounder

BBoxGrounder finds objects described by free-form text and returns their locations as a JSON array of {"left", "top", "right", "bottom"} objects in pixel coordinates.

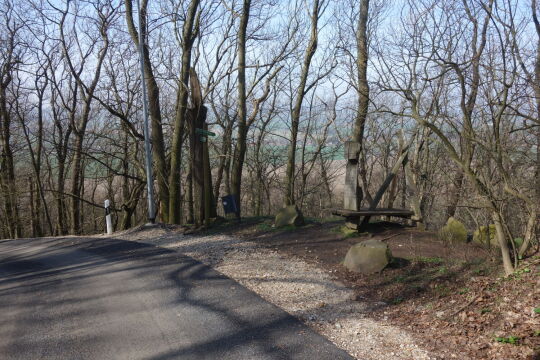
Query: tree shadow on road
[{"left": 0, "top": 237, "right": 352, "bottom": 360}]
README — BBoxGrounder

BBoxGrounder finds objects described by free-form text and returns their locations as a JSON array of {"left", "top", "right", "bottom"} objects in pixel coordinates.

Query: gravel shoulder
[{"left": 108, "top": 224, "right": 434, "bottom": 360}]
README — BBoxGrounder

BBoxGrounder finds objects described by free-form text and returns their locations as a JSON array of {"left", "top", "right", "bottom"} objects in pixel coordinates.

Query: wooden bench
[{"left": 332, "top": 208, "right": 414, "bottom": 230}]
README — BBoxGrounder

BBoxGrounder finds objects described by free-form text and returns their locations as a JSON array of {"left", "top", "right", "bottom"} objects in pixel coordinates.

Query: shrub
[
  {"left": 473, "top": 225, "right": 498, "bottom": 247},
  {"left": 438, "top": 217, "right": 468, "bottom": 244},
  {"left": 513, "top": 237, "right": 524, "bottom": 248}
]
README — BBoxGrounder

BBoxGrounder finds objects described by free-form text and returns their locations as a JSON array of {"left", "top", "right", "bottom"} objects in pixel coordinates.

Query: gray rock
[
  {"left": 343, "top": 239, "right": 392, "bottom": 274},
  {"left": 274, "top": 205, "right": 305, "bottom": 228}
]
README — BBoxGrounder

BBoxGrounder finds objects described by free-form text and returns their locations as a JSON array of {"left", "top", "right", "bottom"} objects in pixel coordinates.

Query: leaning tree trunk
[
  {"left": 284, "top": 0, "right": 321, "bottom": 206},
  {"left": 125, "top": 0, "right": 169, "bottom": 222},
  {"left": 359, "top": 136, "right": 414, "bottom": 228},
  {"left": 60, "top": 1, "right": 111, "bottom": 234},
  {"left": 492, "top": 211, "right": 514, "bottom": 276}
]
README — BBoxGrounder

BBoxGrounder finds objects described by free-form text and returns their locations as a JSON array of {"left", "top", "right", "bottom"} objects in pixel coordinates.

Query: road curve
[{"left": 0, "top": 236, "right": 353, "bottom": 360}]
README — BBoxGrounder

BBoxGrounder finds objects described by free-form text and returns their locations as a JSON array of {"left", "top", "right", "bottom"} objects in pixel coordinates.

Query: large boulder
[
  {"left": 274, "top": 205, "right": 305, "bottom": 228},
  {"left": 438, "top": 217, "right": 467, "bottom": 244},
  {"left": 343, "top": 239, "right": 392, "bottom": 274}
]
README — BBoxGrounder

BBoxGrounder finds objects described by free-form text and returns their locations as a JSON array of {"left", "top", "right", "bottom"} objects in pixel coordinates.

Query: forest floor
[{"left": 113, "top": 217, "right": 539, "bottom": 360}]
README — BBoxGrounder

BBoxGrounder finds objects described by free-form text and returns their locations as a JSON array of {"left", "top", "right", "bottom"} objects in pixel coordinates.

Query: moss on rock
[{"left": 274, "top": 205, "right": 305, "bottom": 228}]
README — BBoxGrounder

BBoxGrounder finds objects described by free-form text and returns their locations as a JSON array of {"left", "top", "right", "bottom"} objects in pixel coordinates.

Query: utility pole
[{"left": 136, "top": 0, "right": 156, "bottom": 223}]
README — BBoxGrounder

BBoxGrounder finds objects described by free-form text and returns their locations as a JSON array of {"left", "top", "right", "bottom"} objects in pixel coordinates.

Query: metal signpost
[{"left": 136, "top": 0, "right": 155, "bottom": 223}]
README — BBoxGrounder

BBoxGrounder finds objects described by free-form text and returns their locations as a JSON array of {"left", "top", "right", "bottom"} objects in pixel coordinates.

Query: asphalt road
[{"left": 0, "top": 236, "right": 353, "bottom": 360}]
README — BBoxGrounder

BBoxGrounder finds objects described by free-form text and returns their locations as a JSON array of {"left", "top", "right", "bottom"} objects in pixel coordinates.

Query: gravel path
[{"left": 113, "top": 226, "right": 434, "bottom": 360}]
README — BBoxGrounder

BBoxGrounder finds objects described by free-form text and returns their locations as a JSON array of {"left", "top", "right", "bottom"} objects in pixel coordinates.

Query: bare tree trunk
[
  {"left": 404, "top": 158, "right": 425, "bottom": 230},
  {"left": 125, "top": 0, "right": 169, "bottom": 222},
  {"left": 29, "top": 178, "right": 36, "bottom": 237},
  {"left": 186, "top": 69, "right": 211, "bottom": 225},
  {"left": 444, "top": 0, "right": 493, "bottom": 222},
  {"left": 384, "top": 131, "right": 402, "bottom": 215},
  {"left": 202, "top": 121, "right": 216, "bottom": 219},
  {"left": 446, "top": 170, "right": 464, "bottom": 219},
  {"left": 189, "top": 108, "right": 204, "bottom": 225},
  {"left": 30, "top": 71, "right": 50, "bottom": 236},
  {"left": 519, "top": 208, "right": 537, "bottom": 256},
  {"left": 285, "top": 0, "right": 321, "bottom": 206},
  {"left": 0, "top": 63, "right": 21, "bottom": 239},
  {"left": 120, "top": 183, "right": 144, "bottom": 230},
  {"left": 213, "top": 121, "right": 233, "bottom": 202},
  {"left": 70, "top": 134, "right": 84, "bottom": 234},
  {"left": 354, "top": 0, "right": 371, "bottom": 206},
  {"left": 319, "top": 152, "right": 333, "bottom": 208},
  {"left": 59, "top": 2, "right": 113, "bottom": 234},
  {"left": 30, "top": 168, "right": 41, "bottom": 237},
  {"left": 353, "top": 0, "right": 370, "bottom": 146},
  {"left": 492, "top": 211, "right": 514, "bottom": 275},
  {"left": 533, "top": 0, "right": 540, "bottom": 242},
  {"left": 186, "top": 162, "right": 194, "bottom": 224},
  {"left": 79, "top": 159, "right": 86, "bottom": 232},
  {"left": 230, "top": 0, "right": 251, "bottom": 217},
  {"left": 56, "top": 155, "right": 68, "bottom": 235},
  {"left": 384, "top": 176, "right": 398, "bottom": 215},
  {"left": 168, "top": 0, "right": 200, "bottom": 224},
  {"left": 91, "top": 179, "right": 98, "bottom": 233}
]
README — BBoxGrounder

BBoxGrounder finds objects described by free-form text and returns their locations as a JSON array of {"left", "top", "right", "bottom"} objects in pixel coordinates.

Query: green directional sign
[{"left": 195, "top": 128, "right": 216, "bottom": 137}]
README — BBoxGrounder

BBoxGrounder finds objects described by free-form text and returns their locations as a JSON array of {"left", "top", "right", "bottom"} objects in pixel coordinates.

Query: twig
[
  {"left": 445, "top": 284, "right": 488, "bottom": 320},
  {"left": 378, "top": 233, "right": 402, "bottom": 242}
]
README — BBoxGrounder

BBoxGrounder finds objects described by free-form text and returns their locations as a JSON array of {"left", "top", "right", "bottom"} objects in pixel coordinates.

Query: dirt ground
[{"left": 205, "top": 217, "right": 540, "bottom": 360}]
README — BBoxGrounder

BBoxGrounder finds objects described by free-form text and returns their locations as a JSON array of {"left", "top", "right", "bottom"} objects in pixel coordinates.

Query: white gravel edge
[{"left": 116, "top": 228, "right": 434, "bottom": 360}]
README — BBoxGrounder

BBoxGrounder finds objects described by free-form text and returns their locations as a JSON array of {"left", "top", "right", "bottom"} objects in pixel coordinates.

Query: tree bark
[
  {"left": 213, "top": 119, "right": 233, "bottom": 203},
  {"left": 120, "top": 182, "right": 145, "bottom": 230},
  {"left": 125, "top": 0, "right": 169, "bottom": 222},
  {"left": 353, "top": 0, "right": 370, "bottom": 146},
  {"left": 285, "top": 0, "right": 321, "bottom": 206},
  {"left": 168, "top": 0, "right": 200, "bottom": 224},
  {"left": 353, "top": 0, "right": 371, "bottom": 207},
  {"left": 0, "top": 56, "right": 21, "bottom": 239},
  {"left": 532, "top": 0, "right": 540, "bottom": 240},
  {"left": 230, "top": 0, "right": 251, "bottom": 217},
  {"left": 188, "top": 69, "right": 210, "bottom": 225},
  {"left": 70, "top": 133, "right": 85, "bottom": 234},
  {"left": 492, "top": 211, "right": 515, "bottom": 276},
  {"left": 60, "top": 2, "right": 112, "bottom": 234},
  {"left": 446, "top": 170, "right": 464, "bottom": 219}
]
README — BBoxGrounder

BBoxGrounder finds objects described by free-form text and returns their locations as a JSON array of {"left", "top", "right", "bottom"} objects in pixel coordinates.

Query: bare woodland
[{"left": 1, "top": 0, "right": 539, "bottom": 274}]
